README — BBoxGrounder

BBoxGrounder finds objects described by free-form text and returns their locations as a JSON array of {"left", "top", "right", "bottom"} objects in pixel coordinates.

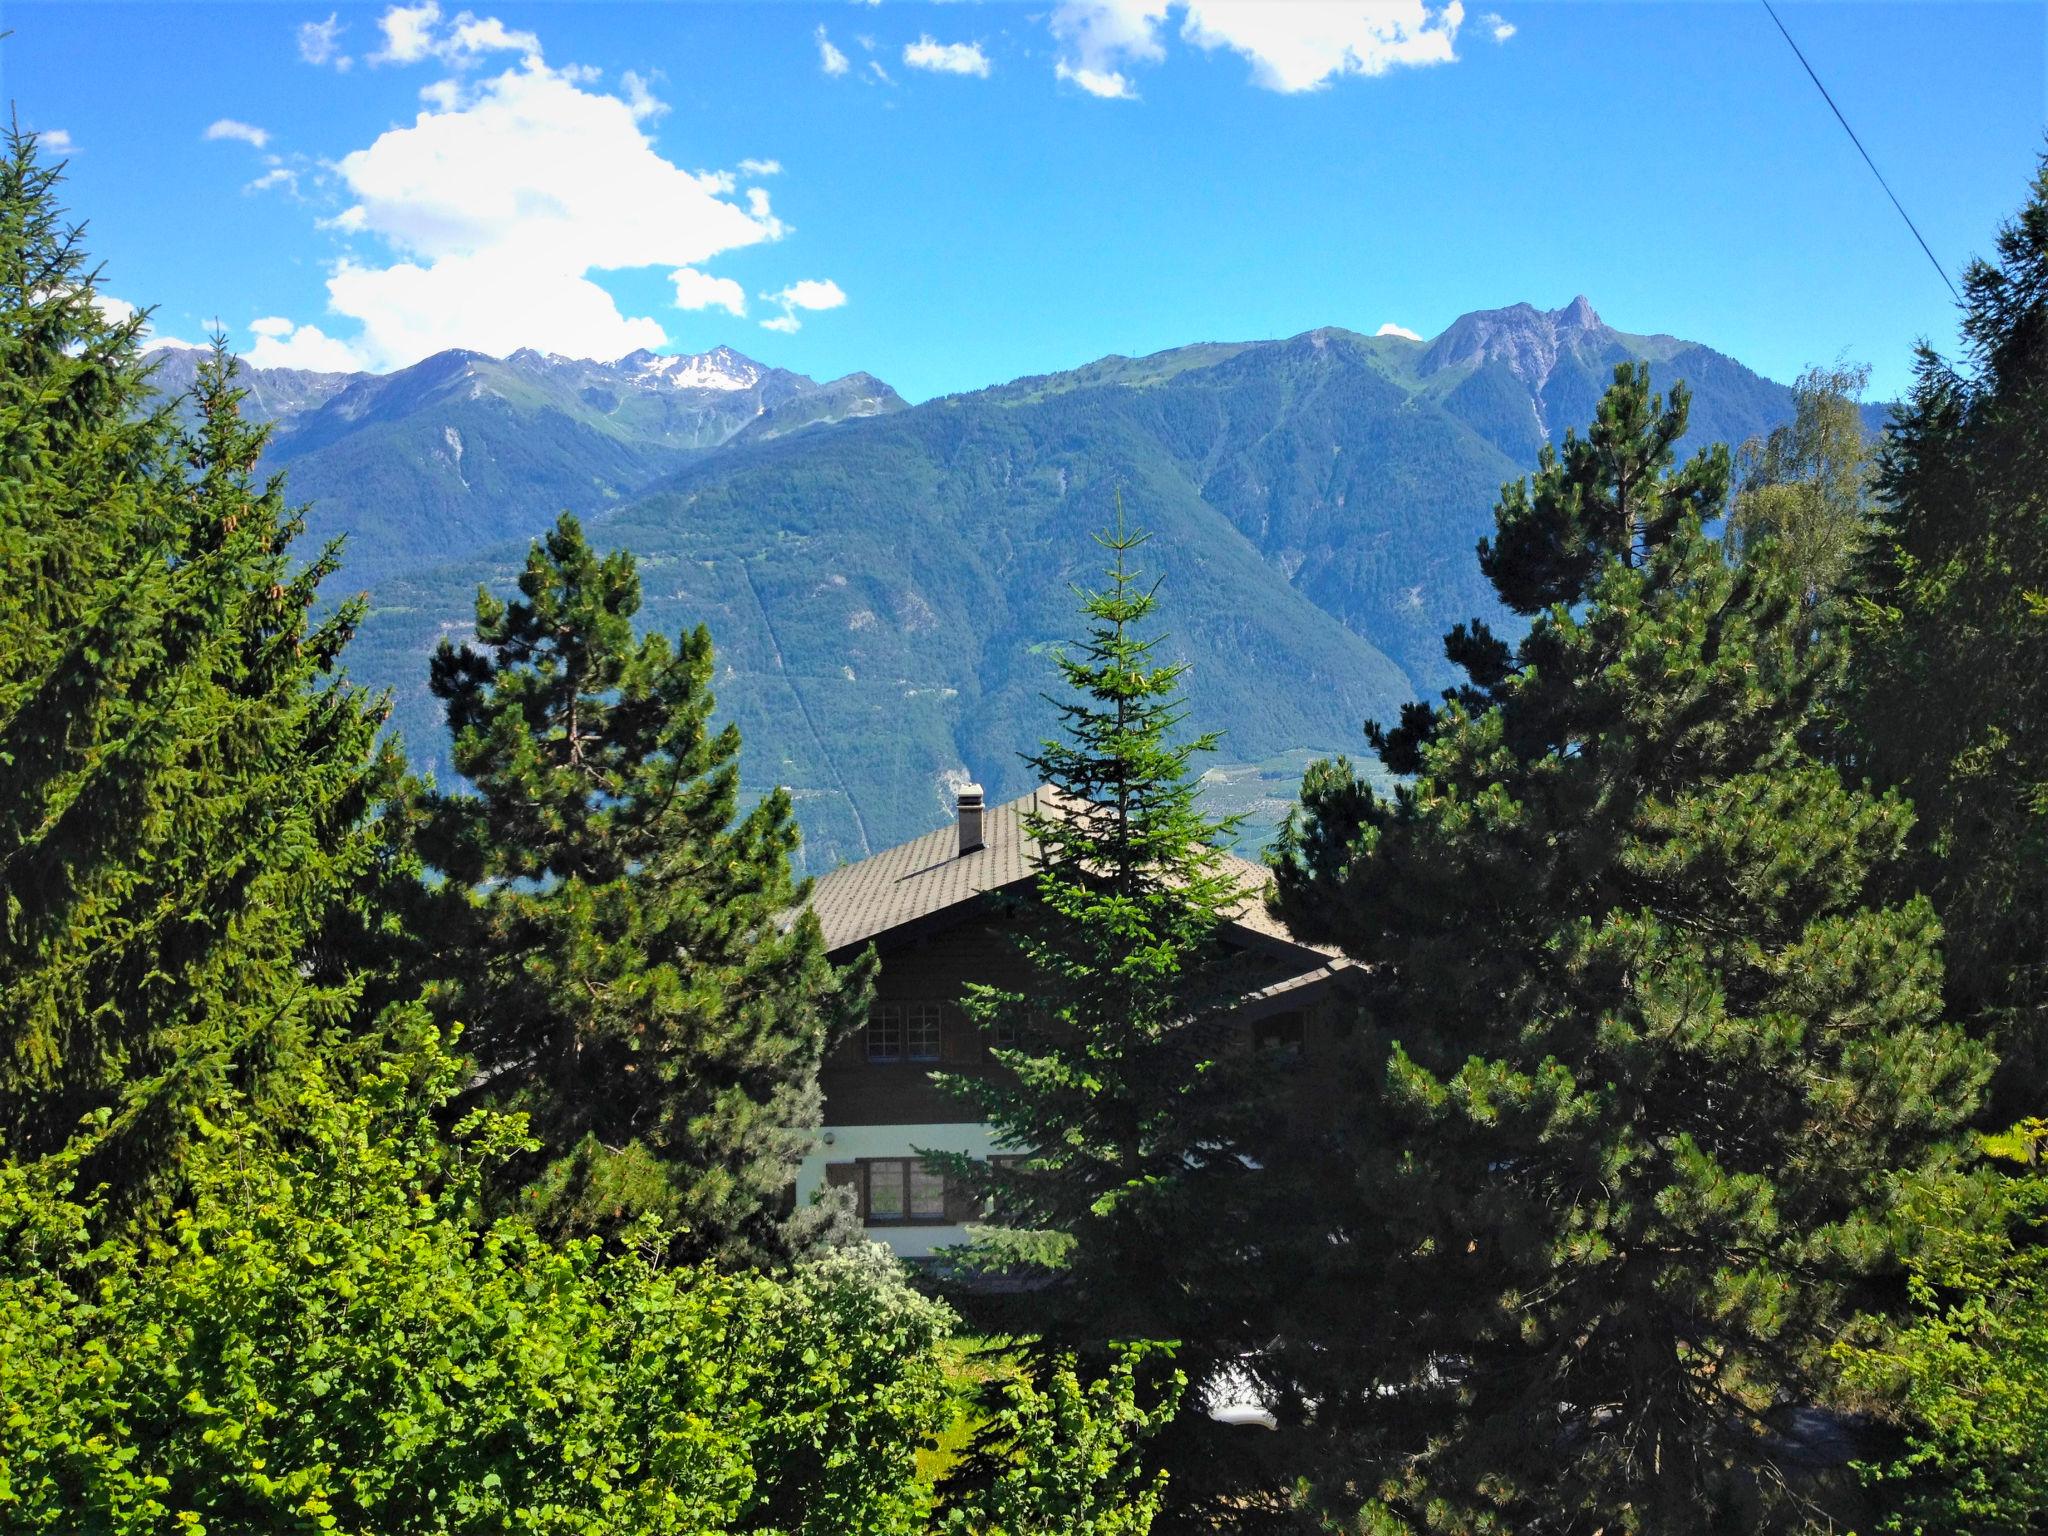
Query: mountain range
[{"left": 146, "top": 298, "right": 1867, "bottom": 869}]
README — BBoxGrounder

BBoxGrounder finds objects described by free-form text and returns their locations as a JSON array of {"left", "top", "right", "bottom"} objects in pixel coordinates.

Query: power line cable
[{"left": 1760, "top": 0, "right": 1959, "bottom": 302}]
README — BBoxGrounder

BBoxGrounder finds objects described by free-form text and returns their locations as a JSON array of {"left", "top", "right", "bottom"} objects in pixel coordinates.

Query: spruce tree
[
  {"left": 0, "top": 130, "right": 386, "bottom": 1200},
  {"left": 938, "top": 511, "right": 1283, "bottom": 1525},
  {"left": 416, "top": 511, "right": 867, "bottom": 1266},
  {"left": 1272, "top": 364, "right": 1990, "bottom": 1533},
  {"left": 1850, "top": 157, "right": 2048, "bottom": 1112}
]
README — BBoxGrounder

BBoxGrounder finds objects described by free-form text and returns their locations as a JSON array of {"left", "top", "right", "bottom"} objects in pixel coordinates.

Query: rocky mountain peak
[
  {"left": 1420, "top": 296, "right": 1613, "bottom": 393},
  {"left": 615, "top": 345, "right": 766, "bottom": 392}
]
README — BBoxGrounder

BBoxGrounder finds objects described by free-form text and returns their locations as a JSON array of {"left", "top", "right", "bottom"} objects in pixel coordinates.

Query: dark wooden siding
[{"left": 819, "top": 909, "right": 1353, "bottom": 1128}]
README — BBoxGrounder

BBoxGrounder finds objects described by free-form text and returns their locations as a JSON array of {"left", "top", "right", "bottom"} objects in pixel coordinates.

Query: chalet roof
[{"left": 805, "top": 786, "right": 1337, "bottom": 962}]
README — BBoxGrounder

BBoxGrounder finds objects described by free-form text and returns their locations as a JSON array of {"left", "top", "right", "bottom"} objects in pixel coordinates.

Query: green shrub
[{"left": 0, "top": 1021, "right": 952, "bottom": 1536}]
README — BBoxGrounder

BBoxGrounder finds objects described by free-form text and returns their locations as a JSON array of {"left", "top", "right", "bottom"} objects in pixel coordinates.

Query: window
[
  {"left": 989, "top": 1016, "right": 1019, "bottom": 1052},
  {"left": 866, "top": 1003, "right": 904, "bottom": 1061},
  {"left": 861, "top": 1158, "right": 949, "bottom": 1225},
  {"left": 866, "top": 1001, "right": 942, "bottom": 1062},
  {"left": 904, "top": 1002, "right": 943, "bottom": 1061}
]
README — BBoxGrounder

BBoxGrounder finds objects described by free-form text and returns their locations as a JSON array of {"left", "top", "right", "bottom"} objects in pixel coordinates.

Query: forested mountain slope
[{"left": 183, "top": 300, "right": 1859, "bottom": 868}]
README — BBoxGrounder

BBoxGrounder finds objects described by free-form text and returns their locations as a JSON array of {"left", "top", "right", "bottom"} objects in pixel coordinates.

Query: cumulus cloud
[
  {"left": 205, "top": 118, "right": 271, "bottom": 148},
  {"left": 38, "top": 127, "right": 77, "bottom": 154},
  {"left": 620, "top": 68, "right": 668, "bottom": 121},
  {"left": 1480, "top": 11, "right": 1514, "bottom": 41},
  {"left": 817, "top": 26, "right": 851, "bottom": 76},
  {"left": 372, "top": 2, "right": 539, "bottom": 67},
  {"left": 249, "top": 11, "right": 839, "bottom": 368},
  {"left": 93, "top": 292, "right": 211, "bottom": 351},
  {"left": 1051, "top": 0, "right": 1167, "bottom": 98},
  {"left": 738, "top": 157, "right": 782, "bottom": 177},
  {"left": 247, "top": 166, "right": 300, "bottom": 195},
  {"left": 245, "top": 316, "right": 367, "bottom": 371},
  {"left": 299, "top": 12, "right": 352, "bottom": 69},
  {"left": 1375, "top": 322, "right": 1423, "bottom": 341},
  {"left": 672, "top": 266, "right": 747, "bottom": 316},
  {"left": 903, "top": 35, "right": 992, "bottom": 77},
  {"left": 759, "top": 278, "right": 847, "bottom": 333},
  {"left": 1049, "top": 0, "right": 1464, "bottom": 96},
  {"left": 297, "top": 49, "right": 804, "bottom": 365}
]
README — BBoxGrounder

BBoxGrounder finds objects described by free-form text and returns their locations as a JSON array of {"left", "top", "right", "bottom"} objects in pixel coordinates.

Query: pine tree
[
  {"left": 0, "top": 130, "right": 387, "bottom": 1200},
  {"left": 1849, "top": 157, "right": 2048, "bottom": 1114},
  {"left": 1272, "top": 364, "right": 1990, "bottom": 1533},
  {"left": 938, "top": 510, "right": 1283, "bottom": 1525},
  {"left": 415, "top": 511, "right": 868, "bottom": 1266}
]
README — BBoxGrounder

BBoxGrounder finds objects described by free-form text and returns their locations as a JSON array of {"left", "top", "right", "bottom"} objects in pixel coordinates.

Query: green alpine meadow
[{"left": 6, "top": 4, "right": 2047, "bottom": 1531}]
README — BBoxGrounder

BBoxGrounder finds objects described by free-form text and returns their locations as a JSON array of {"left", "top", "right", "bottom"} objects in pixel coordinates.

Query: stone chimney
[{"left": 957, "top": 783, "right": 985, "bottom": 856}]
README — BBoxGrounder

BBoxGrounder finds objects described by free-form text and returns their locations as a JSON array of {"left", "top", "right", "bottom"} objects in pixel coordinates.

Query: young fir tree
[
  {"left": 416, "top": 511, "right": 869, "bottom": 1266},
  {"left": 1849, "top": 158, "right": 2048, "bottom": 1114},
  {"left": 0, "top": 131, "right": 387, "bottom": 1201},
  {"left": 1271, "top": 364, "right": 1990, "bottom": 1534},
  {"left": 937, "top": 511, "right": 1286, "bottom": 1526}
]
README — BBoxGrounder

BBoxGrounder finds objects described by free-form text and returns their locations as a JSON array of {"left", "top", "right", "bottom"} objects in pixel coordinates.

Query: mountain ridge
[{"left": 299, "top": 299, "right": 1855, "bottom": 867}]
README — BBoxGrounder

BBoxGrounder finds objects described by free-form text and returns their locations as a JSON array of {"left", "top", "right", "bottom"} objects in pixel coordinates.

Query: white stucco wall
[{"left": 795, "top": 1121, "right": 1006, "bottom": 1259}]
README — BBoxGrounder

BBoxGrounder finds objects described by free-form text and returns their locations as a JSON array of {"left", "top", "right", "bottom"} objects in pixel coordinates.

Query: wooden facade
[{"left": 792, "top": 787, "right": 1354, "bottom": 1257}]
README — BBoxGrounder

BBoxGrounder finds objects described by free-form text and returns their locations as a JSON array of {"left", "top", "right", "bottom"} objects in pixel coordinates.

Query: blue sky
[{"left": 11, "top": 1, "right": 2044, "bottom": 402}]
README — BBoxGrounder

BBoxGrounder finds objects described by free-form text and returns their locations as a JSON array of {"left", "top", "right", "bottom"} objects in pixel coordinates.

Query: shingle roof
[{"left": 804, "top": 786, "right": 1338, "bottom": 961}]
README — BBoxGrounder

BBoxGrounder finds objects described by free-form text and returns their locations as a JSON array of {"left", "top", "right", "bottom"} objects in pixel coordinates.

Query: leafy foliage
[
  {"left": 1838, "top": 1123, "right": 2048, "bottom": 1535},
  {"left": 1726, "top": 361, "right": 1876, "bottom": 611},
  {"left": 940, "top": 1350, "right": 1182, "bottom": 1536},
  {"left": 413, "top": 511, "right": 871, "bottom": 1263},
  {"left": 0, "top": 1019, "right": 952, "bottom": 1536},
  {"left": 1273, "top": 363, "right": 1990, "bottom": 1533}
]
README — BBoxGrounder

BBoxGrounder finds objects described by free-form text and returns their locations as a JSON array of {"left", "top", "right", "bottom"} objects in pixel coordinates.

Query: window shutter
[{"left": 824, "top": 1161, "right": 862, "bottom": 1219}]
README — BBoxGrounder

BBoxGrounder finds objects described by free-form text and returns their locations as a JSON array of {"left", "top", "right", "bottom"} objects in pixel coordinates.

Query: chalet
[{"left": 793, "top": 784, "right": 1356, "bottom": 1258}]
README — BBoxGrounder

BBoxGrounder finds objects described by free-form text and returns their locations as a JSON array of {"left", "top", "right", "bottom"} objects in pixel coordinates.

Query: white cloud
[
  {"left": 817, "top": 26, "right": 851, "bottom": 76},
  {"left": 1480, "top": 11, "right": 1514, "bottom": 41},
  {"left": 1056, "top": 62, "right": 1139, "bottom": 98},
  {"left": 283, "top": 52, "right": 797, "bottom": 367},
  {"left": 672, "top": 266, "right": 747, "bottom": 316},
  {"left": 903, "top": 35, "right": 992, "bottom": 77},
  {"left": 620, "top": 69, "right": 668, "bottom": 121},
  {"left": 738, "top": 157, "right": 782, "bottom": 177},
  {"left": 205, "top": 118, "right": 270, "bottom": 149},
  {"left": 246, "top": 166, "right": 300, "bottom": 195},
  {"left": 1182, "top": 2, "right": 1464, "bottom": 91},
  {"left": 245, "top": 318, "right": 367, "bottom": 371},
  {"left": 1051, "top": 0, "right": 1168, "bottom": 97},
  {"left": 1048, "top": 0, "right": 1464, "bottom": 96},
  {"left": 93, "top": 292, "right": 211, "bottom": 351},
  {"left": 38, "top": 127, "right": 77, "bottom": 154},
  {"left": 1376, "top": 322, "right": 1422, "bottom": 341},
  {"left": 299, "top": 12, "right": 352, "bottom": 69},
  {"left": 372, "top": 2, "right": 539, "bottom": 68},
  {"left": 759, "top": 277, "right": 847, "bottom": 333}
]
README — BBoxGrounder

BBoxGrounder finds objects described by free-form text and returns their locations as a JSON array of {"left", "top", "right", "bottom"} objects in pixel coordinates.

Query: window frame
[
  {"left": 865, "top": 1002, "right": 905, "bottom": 1062},
  {"left": 859, "top": 1156, "right": 952, "bottom": 1227}
]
